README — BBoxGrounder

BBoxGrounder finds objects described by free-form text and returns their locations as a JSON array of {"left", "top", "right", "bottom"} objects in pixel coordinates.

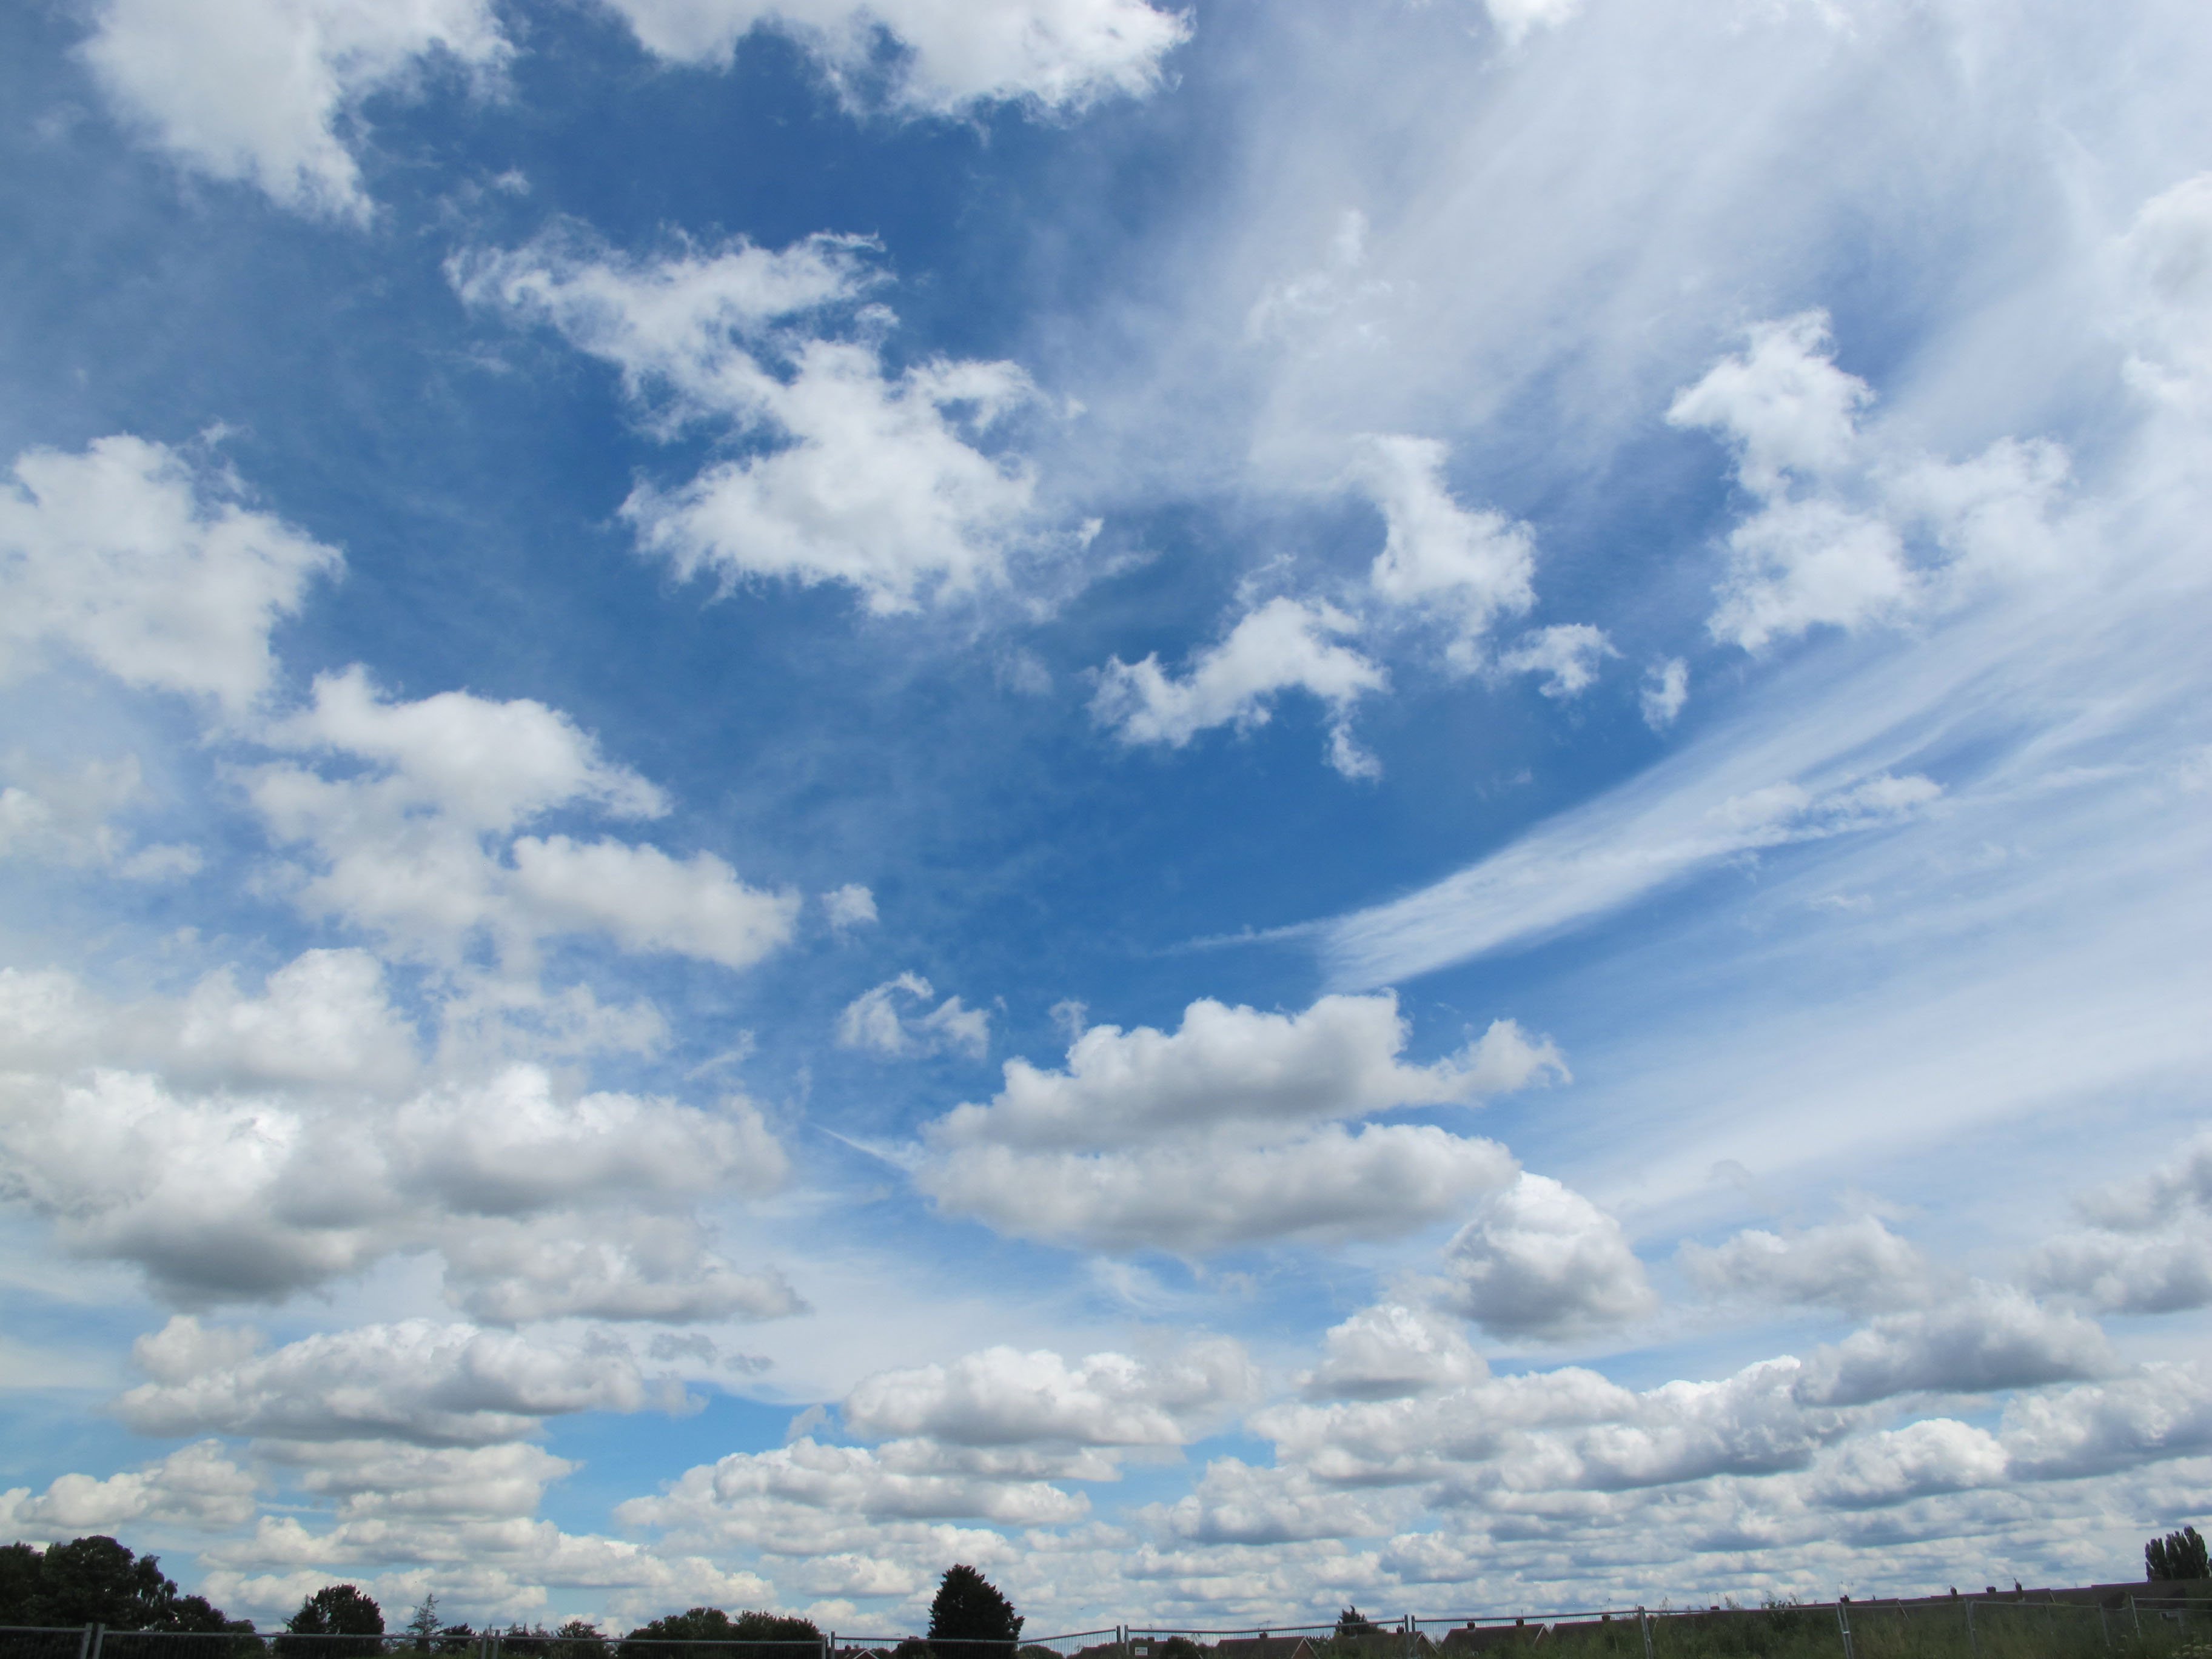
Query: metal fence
[{"left": 9, "top": 1598, "right": 2212, "bottom": 1659}]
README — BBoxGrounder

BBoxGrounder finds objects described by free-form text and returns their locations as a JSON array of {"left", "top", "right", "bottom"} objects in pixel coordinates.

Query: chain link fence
[{"left": 8, "top": 1596, "right": 2211, "bottom": 1659}]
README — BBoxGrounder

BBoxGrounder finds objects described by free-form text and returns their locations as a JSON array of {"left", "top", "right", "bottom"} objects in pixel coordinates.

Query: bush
[{"left": 0, "top": 1535, "right": 249, "bottom": 1632}]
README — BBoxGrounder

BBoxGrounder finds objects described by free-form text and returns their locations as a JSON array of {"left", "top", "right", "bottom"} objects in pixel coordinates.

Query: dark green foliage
[
  {"left": 289, "top": 1585, "right": 384, "bottom": 1637},
  {"left": 1336, "top": 1612, "right": 1383, "bottom": 1640},
  {"left": 622, "top": 1606, "right": 820, "bottom": 1659},
  {"left": 0, "top": 1534, "right": 248, "bottom": 1631},
  {"left": 1158, "top": 1641, "right": 1203, "bottom": 1659},
  {"left": 926, "top": 1566, "right": 1022, "bottom": 1659},
  {"left": 2148, "top": 1524, "right": 2209, "bottom": 1581}
]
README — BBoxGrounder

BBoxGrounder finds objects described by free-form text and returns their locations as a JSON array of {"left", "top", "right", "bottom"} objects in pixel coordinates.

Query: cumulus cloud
[
  {"left": 1797, "top": 1285, "right": 2116, "bottom": 1406},
  {"left": 115, "top": 1319, "right": 665, "bottom": 1445},
  {"left": 1298, "top": 1302, "right": 1488, "bottom": 1401},
  {"left": 0, "top": 1440, "right": 257, "bottom": 1532},
  {"left": 247, "top": 666, "right": 796, "bottom": 969},
  {"left": 842, "top": 1339, "right": 1255, "bottom": 1447},
  {"left": 458, "top": 230, "right": 1057, "bottom": 615},
  {"left": 275, "top": 1440, "right": 576, "bottom": 1521},
  {"left": 1, "top": 435, "right": 340, "bottom": 711},
  {"left": 1090, "top": 596, "right": 1389, "bottom": 779},
  {"left": 0, "top": 965, "right": 789, "bottom": 1310},
  {"left": 1356, "top": 434, "right": 1537, "bottom": 668},
  {"left": 79, "top": 0, "right": 508, "bottom": 221},
  {"left": 2031, "top": 1134, "right": 2212, "bottom": 1315},
  {"left": 1803, "top": 1418, "right": 2008, "bottom": 1509},
  {"left": 1161, "top": 1457, "right": 1400, "bottom": 1545},
  {"left": 822, "top": 883, "right": 879, "bottom": 929},
  {"left": 1435, "top": 1172, "right": 1658, "bottom": 1341},
  {"left": 0, "top": 754, "right": 199, "bottom": 880},
  {"left": 1997, "top": 1362, "right": 2212, "bottom": 1479},
  {"left": 1669, "top": 312, "right": 2070, "bottom": 650},
  {"left": 836, "top": 973, "right": 990, "bottom": 1060},
  {"left": 1640, "top": 657, "right": 1689, "bottom": 729},
  {"left": 595, "top": 0, "right": 1190, "bottom": 115},
  {"left": 1498, "top": 623, "right": 1615, "bottom": 699},
  {"left": 916, "top": 994, "right": 1560, "bottom": 1252},
  {"left": 1679, "top": 1215, "right": 1935, "bottom": 1316}
]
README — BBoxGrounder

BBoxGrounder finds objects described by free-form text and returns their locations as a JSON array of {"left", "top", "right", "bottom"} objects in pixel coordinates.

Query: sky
[{"left": 3, "top": 0, "right": 2212, "bottom": 1637}]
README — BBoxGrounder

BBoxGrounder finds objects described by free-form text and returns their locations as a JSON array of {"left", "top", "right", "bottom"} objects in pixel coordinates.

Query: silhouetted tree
[
  {"left": 927, "top": 1566, "right": 1022, "bottom": 1659},
  {"left": 0, "top": 1535, "right": 246, "bottom": 1632},
  {"left": 282, "top": 1583, "right": 384, "bottom": 1659},
  {"left": 623, "top": 1607, "right": 820, "bottom": 1659},
  {"left": 2148, "top": 1524, "right": 2210, "bottom": 1581}
]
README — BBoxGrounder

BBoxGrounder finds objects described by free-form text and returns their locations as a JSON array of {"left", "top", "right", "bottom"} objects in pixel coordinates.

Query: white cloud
[
  {"left": 0, "top": 1439, "right": 258, "bottom": 1532},
  {"left": 1161, "top": 1457, "right": 1400, "bottom": 1545},
  {"left": 1803, "top": 1418, "right": 2008, "bottom": 1509},
  {"left": 248, "top": 667, "right": 796, "bottom": 969},
  {"left": 458, "top": 232, "right": 1053, "bottom": 615},
  {"left": 1498, "top": 623, "right": 1615, "bottom": 699},
  {"left": 1, "top": 435, "right": 340, "bottom": 712},
  {"left": 1090, "top": 596, "right": 1388, "bottom": 778},
  {"left": 1298, "top": 1302, "right": 1489, "bottom": 1401},
  {"left": 1797, "top": 1285, "right": 2116, "bottom": 1406},
  {"left": 1356, "top": 434, "right": 1536, "bottom": 669},
  {"left": 79, "top": 0, "right": 508, "bottom": 221},
  {"left": 836, "top": 973, "right": 990, "bottom": 1060},
  {"left": 595, "top": 0, "right": 1190, "bottom": 115},
  {"left": 1998, "top": 1362, "right": 2212, "bottom": 1480},
  {"left": 0, "top": 754, "right": 198, "bottom": 880},
  {"left": 823, "top": 883, "right": 879, "bottom": 928},
  {"left": 2031, "top": 1133, "right": 2212, "bottom": 1314},
  {"left": 276, "top": 1440, "right": 576, "bottom": 1521},
  {"left": 1679, "top": 1215, "right": 1935, "bottom": 1316},
  {"left": 114, "top": 1319, "right": 663, "bottom": 1444},
  {"left": 1640, "top": 657, "right": 1689, "bottom": 729},
  {"left": 0, "top": 967, "right": 789, "bottom": 1309},
  {"left": 1434, "top": 1172, "right": 1658, "bottom": 1341},
  {"left": 1484, "top": 0, "right": 1581, "bottom": 46},
  {"left": 841, "top": 1339, "right": 1256, "bottom": 1447},
  {"left": 1668, "top": 312, "right": 2070, "bottom": 651},
  {"left": 917, "top": 993, "right": 1558, "bottom": 1253}
]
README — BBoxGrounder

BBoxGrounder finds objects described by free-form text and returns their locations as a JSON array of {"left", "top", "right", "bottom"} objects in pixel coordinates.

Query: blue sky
[{"left": 4, "top": 0, "right": 2212, "bottom": 1635}]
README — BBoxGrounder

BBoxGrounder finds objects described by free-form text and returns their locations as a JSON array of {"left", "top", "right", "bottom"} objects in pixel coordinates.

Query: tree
[
  {"left": 284, "top": 1583, "right": 384, "bottom": 1658},
  {"left": 0, "top": 1535, "right": 247, "bottom": 1632},
  {"left": 927, "top": 1566, "right": 1021, "bottom": 1659},
  {"left": 1335, "top": 1612, "right": 1382, "bottom": 1640},
  {"left": 2148, "top": 1524, "right": 2210, "bottom": 1582},
  {"left": 623, "top": 1606, "right": 820, "bottom": 1659},
  {"left": 408, "top": 1598, "right": 443, "bottom": 1649}
]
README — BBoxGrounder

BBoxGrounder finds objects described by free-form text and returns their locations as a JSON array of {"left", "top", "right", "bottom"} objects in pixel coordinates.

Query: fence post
[
  {"left": 2100, "top": 1604, "right": 2110, "bottom": 1651},
  {"left": 89, "top": 1624, "right": 106, "bottom": 1659},
  {"left": 1835, "top": 1601, "right": 1854, "bottom": 1659},
  {"left": 78, "top": 1626, "right": 95, "bottom": 1659},
  {"left": 1965, "top": 1598, "right": 1979, "bottom": 1659},
  {"left": 2130, "top": 1597, "right": 2141, "bottom": 1641},
  {"left": 1638, "top": 1609, "right": 1654, "bottom": 1659}
]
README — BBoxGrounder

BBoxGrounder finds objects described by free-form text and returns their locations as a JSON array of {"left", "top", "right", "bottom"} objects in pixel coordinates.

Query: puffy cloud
[
  {"left": 1434, "top": 1173, "right": 1658, "bottom": 1341},
  {"left": 916, "top": 994, "right": 1559, "bottom": 1253},
  {"left": 248, "top": 668, "right": 795, "bottom": 969},
  {"left": 1640, "top": 657, "right": 1689, "bottom": 729},
  {"left": 1678, "top": 1215, "right": 1934, "bottom": 1316},
  {"left": 1997, "top": 1362, "right": 2212, "bottom": 1479},
  {"left": 1803, "top": 1418, "right": 2008, "bottom": 1509},
  {"left": 0, "top": 754, "right": 199, "bottom": 880},
  {"left": 78, "top": 0, "right": 507, "bottom": 221},
  {"left": 0, "top": 1440, "right": 257, "bottom": 1532},
  {"left": 823, "top": 883, "right": 879, "bottom": 929},
  {"left": 1356, "top": 435, "right": 1537, "bottom": 668},
  {"left": 595, "top": 0, "right": 1190, "bottom": 115},
  {"left": 1484, "top": 0, "right": 1581, "bottom": 44},
  {"left": 1797, "top": 1286, "right": 2116, "bottom": 1406},
  {"left": 1498, "top": 623, "right": 1615, "bottom": 699},
  {"left": 0, "top": 967, "right": 788, "bottom": 1309},
  {"left": 115, "top": 1319, "right": 663, "bottom": 1445},
  {"left": 618, "top": 1437, "right": 1090, "bottom": 1543},
  {"left": 0, "top": 435, "right": 340, "bottom": 711},
  {"left": 458, "top": 231, "right": 1053, "bottom": 615},
  {"left": 842, "top": 1339, "right": 1256, "bottom": 1447},
  {"left": 1298, "top": 1302, "right": 1489, "bottom": 1401},
  {"left": 932, "top": 994, "right": 1560, "bottom": 1150},
  {"left": 273, "top": 1440, "right": 577, "bottom": 1520},
  {"left": 1161, "top": 1458, "right": 1401, "bottom": 1545},
  {"left": 1090, "top": 597, "right": 1389, "bottom": 779},
  {"left": 836, "top": 973, "right": 990, "bottom": 1060},
  {"left": 2031, "top": 1134, "right": 2212, "bottom": 1315},
  {"left": 1668, "top": 312, "right": 2070, "bottom": 651}
]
